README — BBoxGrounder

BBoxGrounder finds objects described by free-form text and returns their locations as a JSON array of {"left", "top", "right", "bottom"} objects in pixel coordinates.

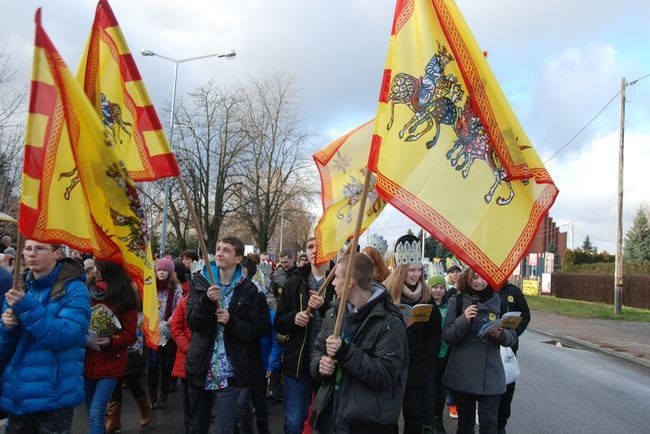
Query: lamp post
[{"left": 140, "top": 48, "right": 236, "bottom": 257}]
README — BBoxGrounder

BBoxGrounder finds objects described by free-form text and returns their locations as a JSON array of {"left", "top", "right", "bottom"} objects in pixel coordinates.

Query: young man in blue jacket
[{"left": 0, "top": 240, "right": 91, "bottom": 433}]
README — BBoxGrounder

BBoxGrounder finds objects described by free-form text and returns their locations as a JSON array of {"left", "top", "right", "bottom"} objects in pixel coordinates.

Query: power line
[{"left": 544, "top": 73, "right": 650, "bottom": 164}]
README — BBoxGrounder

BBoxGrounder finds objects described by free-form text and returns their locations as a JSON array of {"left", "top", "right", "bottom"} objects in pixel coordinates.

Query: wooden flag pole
[
  {"left": 304, "top": 243, "right": 353, "bottom": 316},
  {"left": 175, "top": 175, "right": 216, "bottom": 287},
  {"left": 12, "top": 233, "right": 24, "bottom": 291},
  {"left": 332, "top": 169, "right": 373, "bottom": 339}
]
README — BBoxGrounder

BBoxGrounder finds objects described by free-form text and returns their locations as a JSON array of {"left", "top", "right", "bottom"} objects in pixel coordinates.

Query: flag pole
[
  {"left": 332, "top": 169, "right": 373, "bottom": 339},
  {"left": 12, "top": 233, "right": 24, "bottom": 291},
  {"left": 175, "top": 175, "right": 216, "bottom": 286},
  {"left": 304, "top": 243, "right": 353, "bottom": 316}
]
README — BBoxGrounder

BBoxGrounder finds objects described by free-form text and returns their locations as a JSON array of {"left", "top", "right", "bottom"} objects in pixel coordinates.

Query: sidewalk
[{"left": 528, "top": 309, "right": 650, "bottom": 369}]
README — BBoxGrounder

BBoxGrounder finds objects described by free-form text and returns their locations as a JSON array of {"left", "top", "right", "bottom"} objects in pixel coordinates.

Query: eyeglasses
[{"left": 23, "top": 245, "right": 56, "bottom": 254}]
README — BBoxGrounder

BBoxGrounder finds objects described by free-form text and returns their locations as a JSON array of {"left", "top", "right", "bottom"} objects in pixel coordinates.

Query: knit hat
[
  {"left": 156, "top": 255, "right": 175, "bottom": 274},
  {"left": 427, "top": 275, "right": 446, "bottom": 288}
]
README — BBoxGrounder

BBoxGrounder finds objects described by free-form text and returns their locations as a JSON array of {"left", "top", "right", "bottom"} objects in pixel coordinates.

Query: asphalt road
[{"left": 71, "top": 330, "right": 650, "bottom": 433}]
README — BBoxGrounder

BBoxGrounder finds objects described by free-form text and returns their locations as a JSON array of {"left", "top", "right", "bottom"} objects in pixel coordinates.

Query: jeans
[
  {"left": 455, "top": 392, "right": 501, "bottom": 434},
  {"left": 7, "top": 407, "right": 73, "bottom": 434},
  {"left": 187, "top": 384, "right": 239, "bottom": 434},
  {"left": 85, "top": 378, "right": 118, "bottom": 434},
  {"left": 283, "top": 370, "right": 313, "bottom": 434}
]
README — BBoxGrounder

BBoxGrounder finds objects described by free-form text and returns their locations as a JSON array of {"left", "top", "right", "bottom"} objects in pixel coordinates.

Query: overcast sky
[{"left": 4, "top": 0, "right": 650, "bottom": 253}]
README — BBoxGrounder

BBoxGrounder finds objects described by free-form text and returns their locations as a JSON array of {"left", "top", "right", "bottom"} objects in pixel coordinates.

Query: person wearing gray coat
[{"left": 442, "top": 268, "right": 517, "bottom": 434}]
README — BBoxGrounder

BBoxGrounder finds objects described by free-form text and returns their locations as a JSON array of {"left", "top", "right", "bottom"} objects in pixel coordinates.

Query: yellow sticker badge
[
  {"left": 488, "top": 312, "right": 497, "bottom": 321},
  {"left": 507, "top": 295, "right": 514, "bottom": 303}
]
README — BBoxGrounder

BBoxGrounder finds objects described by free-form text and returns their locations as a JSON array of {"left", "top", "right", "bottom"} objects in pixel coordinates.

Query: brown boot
[
  {"left": 136, "top": 396, "right": 152, "bottom": 427},
  {"left": 105, "top": 401, "right": 122, "bottom": 433}
]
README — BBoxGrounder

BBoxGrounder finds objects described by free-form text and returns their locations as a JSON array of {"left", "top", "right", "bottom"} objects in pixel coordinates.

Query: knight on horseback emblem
[
  {"left": 385, "top": 41, "right": 517, "bottom": 206},
  {"left": 101, "top": 93, "right": 133, "bottom": 145}
]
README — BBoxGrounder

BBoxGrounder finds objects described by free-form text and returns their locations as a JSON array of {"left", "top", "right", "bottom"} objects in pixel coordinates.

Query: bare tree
[
  {"left": 234, "top": 73, "right": 311, "bottom": 251},
  {"left": 168, "top": 81, "right": 248, "bottom": 252},
  {"left": 0, "top": 51, "right": 26, "bottom": 237}
]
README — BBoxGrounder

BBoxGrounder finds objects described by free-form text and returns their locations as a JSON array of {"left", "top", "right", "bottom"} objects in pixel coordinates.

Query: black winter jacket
[
  {"left": 274, "top": 263, "right": 335, "bottom": 378},
  {"left": 185, "top": 272, "right": 271, "bottom": 389},
  {"left": 401, "top": 299, "right": 442, "bottom": 387},
  {"left": 310, "top": 285, "right": 408, "bottom": 433}
]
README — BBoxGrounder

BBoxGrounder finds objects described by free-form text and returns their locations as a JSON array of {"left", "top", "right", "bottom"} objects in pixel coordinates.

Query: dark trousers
[
  {"left": 433, "top": 356, "right": 449, "bottom": 418},
  {"left": 402, "top": 385, "right": 426, "bottom": 434},
  {"left": 237, "top": 384, "right": 269, "bottom": 434},
  {"left": 7, "top": 407, "right": 73, "bottom": 434},
  {"left": 187, "top": 384, "right": 214, "bottom": 434},
  {"left": 497, "top": 382, "right": 516, "bottom": 429},
  {"left": 148, "top": 341, "right": 177, "bottom": 402},
  {"left": 422, "top": 362, "right": 438, "bottom": 426},
  {"left": 112, "top": 372, "right": 147, "bottom": 403},
  {"left": 455, "top": 392, "right": 500, "bottom": 434}
]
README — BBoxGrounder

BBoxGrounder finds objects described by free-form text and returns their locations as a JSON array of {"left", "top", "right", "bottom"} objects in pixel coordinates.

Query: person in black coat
[
  {"left": 383, "top": 235, "right": 441, "bottom": 434},
  {"left": 185, "top": 236, "right": 271, "bottom": 434}
]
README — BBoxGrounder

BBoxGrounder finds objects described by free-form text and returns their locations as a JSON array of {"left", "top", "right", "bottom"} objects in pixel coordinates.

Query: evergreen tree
[
  {"left": 624, "top": 206, "right": 650, "bottom": 261},
  {"left": 581, "top": 235, "right": 594, "bottom": 252}
]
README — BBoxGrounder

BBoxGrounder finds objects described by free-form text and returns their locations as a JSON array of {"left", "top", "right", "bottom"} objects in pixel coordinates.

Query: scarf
[
  {"left": 91, "top": 280, "right": 109, "bottom": 301},
  {"left": 401, "top": 282, "right": 422, "bottom": 304},
  {"left": 157, "top": 278, "right": 176, "bottom": 321},
  {"left": 465, "top": 286, "right": 494, "bottom": 303}
]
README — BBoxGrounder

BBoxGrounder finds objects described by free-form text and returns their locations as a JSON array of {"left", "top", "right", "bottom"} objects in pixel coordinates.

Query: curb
[{"left": 529, "top": 327, "right": 650, "bottom": 370}]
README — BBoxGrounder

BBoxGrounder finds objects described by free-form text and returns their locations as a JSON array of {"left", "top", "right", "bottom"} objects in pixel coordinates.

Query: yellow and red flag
[
  {"left": 314, "top": 120, "right": 386, "bottom": 263},
  {"left": 77, "top": 0, "right": 179, "bottom": 181},
  {"left": 21, "top": 9, "right": 159, "bottom": 348},
  {"left": 369, "top": 0, "right": 558, "bottom": 288}
]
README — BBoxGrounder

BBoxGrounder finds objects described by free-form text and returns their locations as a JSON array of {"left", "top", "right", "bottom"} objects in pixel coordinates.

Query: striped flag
[
  {"left": 77, "top": 0, "right": 179, "bottom": 181},
  {"left": 21, "top": 9, "right": 159, "bottom": 348}
]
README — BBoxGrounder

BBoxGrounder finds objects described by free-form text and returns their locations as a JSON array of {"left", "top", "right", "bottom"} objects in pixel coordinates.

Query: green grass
[{"left": 527, "top": 295, "right": 650, "bottom": 322}]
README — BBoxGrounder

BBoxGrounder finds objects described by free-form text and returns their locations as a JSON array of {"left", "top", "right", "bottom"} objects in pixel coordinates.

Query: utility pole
[{"left": 614, "top": 77, "right": 626, "bottom": 315}]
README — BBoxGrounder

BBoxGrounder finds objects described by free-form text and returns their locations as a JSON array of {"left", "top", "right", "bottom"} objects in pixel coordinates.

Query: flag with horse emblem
[
  {"left": 369, "top": 0, "right": 558, "bottom": 288},
  {"left": 21, "top": 9, "right": 159, "bottom": 348},
  {"left": 77, "top": 0, "right": 179, "bottom": 181},
  {"left": 314, "top": 120, "right": 386, "bottom": 263}
]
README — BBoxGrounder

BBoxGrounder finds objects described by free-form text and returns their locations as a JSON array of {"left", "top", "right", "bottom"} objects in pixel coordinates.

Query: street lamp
[{"left": 140, "top": 48, "right": 236, "bottom": 257}]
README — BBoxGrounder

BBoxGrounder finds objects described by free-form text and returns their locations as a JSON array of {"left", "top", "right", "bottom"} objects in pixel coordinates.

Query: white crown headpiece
[{"left": 394, "top": 234, "right": 421, "bottom": 267}]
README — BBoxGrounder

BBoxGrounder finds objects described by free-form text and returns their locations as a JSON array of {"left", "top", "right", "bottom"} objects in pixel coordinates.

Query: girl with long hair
[
  {"left": 84, "top": 260, "right": 138, "bottom": 434},
  {"left": 149, "top": 255, "right": 183, "bottom": 409},
  {"left": 383, "top": 235, "right": 441, "bottom": 434}
]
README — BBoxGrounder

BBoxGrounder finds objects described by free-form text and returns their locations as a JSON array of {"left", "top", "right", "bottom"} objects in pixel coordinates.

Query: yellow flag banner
[
  {"left": 77, "top": 0, "right": 179, "bottom": 181},
  {"left": 314, "top": 120, "right": 386, "bottom": 263},
  {"left": 369, "top": 0, "right": 558, "bottom": 288},
  {"left": 20, "top": 9, "right": 159, "bottom": 348}
]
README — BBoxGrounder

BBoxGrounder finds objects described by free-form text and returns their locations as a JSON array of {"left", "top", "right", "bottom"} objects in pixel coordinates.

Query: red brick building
[{"left": 528, "top": 214, "right": 567, "bottom": 256}]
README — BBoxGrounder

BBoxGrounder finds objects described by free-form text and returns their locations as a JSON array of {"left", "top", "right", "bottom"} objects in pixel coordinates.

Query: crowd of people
[{"left": 0, "top": 232, "right": 530, "bottom": 434}]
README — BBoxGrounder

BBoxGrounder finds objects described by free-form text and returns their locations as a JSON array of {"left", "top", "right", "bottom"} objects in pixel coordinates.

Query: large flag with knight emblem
[
  {"left": 369, "top": 0, "right": 558, "bottom": 288},
  {"left": 21, "top": 9, "right": 159, "bottom": 348},
  {"left": 77, "top": 0, "right": 179, "bottom": 181},
  {"left": 314, "top": 120, "right": 386, "bottom": 263}
]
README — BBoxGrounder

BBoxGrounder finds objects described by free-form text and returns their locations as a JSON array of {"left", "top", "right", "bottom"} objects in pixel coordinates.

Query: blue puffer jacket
[{"left": 0, "top": 258, "right": 91, "bottom": 415}]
